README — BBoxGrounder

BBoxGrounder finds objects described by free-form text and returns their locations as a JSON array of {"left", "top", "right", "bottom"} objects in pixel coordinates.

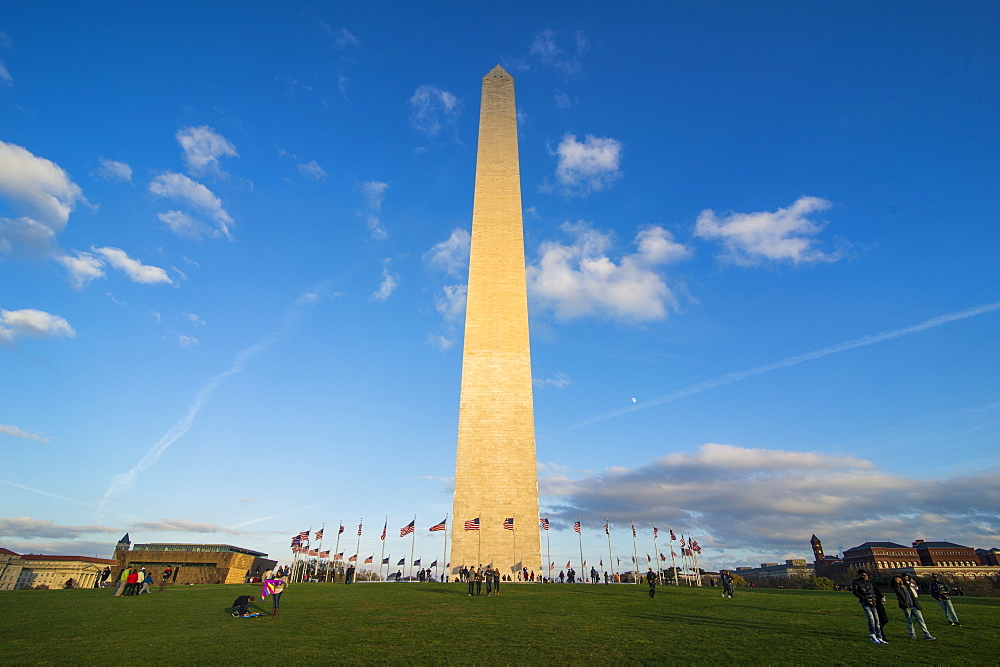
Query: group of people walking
[
  {"left": 851, "top": 570, "right": 962, "bottom": 644},
  {"left": 462, "top": 566, "right": 503, "bottom": 596}
]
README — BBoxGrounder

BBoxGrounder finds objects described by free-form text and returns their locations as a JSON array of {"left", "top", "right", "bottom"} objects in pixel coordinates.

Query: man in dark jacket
[
  {"left": 645, "top": 568, "right": 657, "bottom": 598},
  {"left": 930, "top": 574, "right": 961, "bottom": 625},
  {"left": 851, "top": 570, "right": 888, "bottom": 644},
  {"left": 231, "top": 594, "right": 255, "bottom": 617},
  {"left": 891, "top": 575, "right": 935, "bottom": 640}
]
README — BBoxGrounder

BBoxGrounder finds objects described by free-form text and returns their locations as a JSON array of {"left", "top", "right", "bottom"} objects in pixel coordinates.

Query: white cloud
[
  {"left": 0, "top": 141, "right": 86, "bottom": 257},
  {"left": 371, "top": 260, "right": 399, "bottom": 301},
  {"left": 93, "top": 247, "right": 173, "bottom": 285},
  {"left": 553, "top": 134, "right": 623, "bottom": 195},
  {"left": 534, "top": 372, "right": 572, "bottom": 388},
  {"left": 185, "top": 313, "right": 206, "bottom": 326},
  {"left": 332, "top": 27, "right": 360, "bottom": 50},
  {"left": 297, "top": 160, "right": 327, "bottom": 181},
  {"left": 0, "top": 517, "right": 119, "bottom": 539},
  {"left": 529, "top": 29, "right": 589, "bottom": 75},
  {"left": 359, "top": 180, "right": 389, "bottom": 239},
  {"left": 424, "top": 228, "right": 470, "bottom": 278},
  {"left": 0, "top": 309, "right": 75, "bottom": 344},
  {"left": 149, "top": 172, "right": 233, "bottom": 239},
  {"left": 426, "top": 332, "right": 455, "bottom": 351},
  {"left": 434, "top": 284, "right": 467, "bottom": 323},
  {"left": 540, "top": 443, "right": 1000, "bottom": 561},
  {"left": 176, "top": 126, "right": 238, "bottom": 177},
  {"left": 0, "top": 424, "right": 50, "bottom": 443},
  {"left": 0, "top": 31, "right": 12, "bottom": 86},
  {"left": 93, "top": 158, "right": 132, "bottom": 183},
  {"left": 527, "top": 223, "right": 689, "bottom": 323},
  {"left": 694, "top": 196, "right": 842, "bottom": 266},
  {"left": 131, "top": 518, "right": 237, "bottom": 534},
  {"left": 178, "top": 335, "right": 198, "bottom": 347},
  {"left": 56, "top": 251, "right": 106, "bottom": 288},
  {"left": 409, "top": 85, "right": 460, "bottom": 137}
]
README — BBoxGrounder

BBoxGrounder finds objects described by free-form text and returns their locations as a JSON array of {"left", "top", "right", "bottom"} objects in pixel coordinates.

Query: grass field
[{"left": 1, "top": 582, "right": 996, "bottom": 665}]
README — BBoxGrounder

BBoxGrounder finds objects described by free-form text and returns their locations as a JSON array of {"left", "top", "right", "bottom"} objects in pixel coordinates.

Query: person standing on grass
[
  {"left": 124, "top": 567, "right": 140, "bottom": 596},
  {"left": 475, "top": 567, "right": 484, "bottom": 595},
  {"left": 645, "top": 568, "right": 657, "bottom": 598},
  {"left": 930, "top": 574, "right": 961, "bottom": 626},
  {"left": 851, "top": 569, "right": 888, "bottom": 644},
  {"left": 891, "top": 575, "right": 935, "bottom": 640},
  {"left": 720, "top": 571, "right": 735, "bottom": 598},
  {"left": 139, "top": 572, "right": 154, "bottom": 594},
  {"left": 468, "top": 569, "right": 476, "bottom": 596}
]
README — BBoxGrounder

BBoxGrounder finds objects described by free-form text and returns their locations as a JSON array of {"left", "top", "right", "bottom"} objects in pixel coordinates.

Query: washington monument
[{"left": 450, "top": 66, "right": 541, "bottom": 576}]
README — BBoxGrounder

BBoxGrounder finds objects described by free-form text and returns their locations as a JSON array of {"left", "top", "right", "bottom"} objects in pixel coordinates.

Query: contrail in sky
[
  {"left": 99, "top": 287, "right": 324, "bottom": 513},
  {"left": 2, "top": 479, "right": 139, "bottom": 522},
  {"left": 228, "top": 498, "right": 337, "bottom": 530},
  {"left": 573, "top": 299, "right": 1000, "bottom": 429}
]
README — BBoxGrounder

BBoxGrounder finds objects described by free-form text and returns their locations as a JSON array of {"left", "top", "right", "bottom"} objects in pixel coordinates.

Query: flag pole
[
  {"left": 651, "top": 522, "right": 659, "bottom": 581},
  {"left": 512, "top": 513, "right": 517, "bottom": 575},
  {"left": 545, "top": 513, "right": 552, "bottom": 583},
  {"left": 355, "top": 518, "right": 363, "bottom": 579},
  {"left": 328, "top": 521, "right": 342, "bottom": 583},
  {"left": 316, "top": 524, "right": 325, "bottom": 582},
  {"left": 408, "top": 514, "right": 416, "bottom": 582},
  {"left": 668, "top": 526, "right": 678, "bottom": 585},
  {"left": 477, "top": 515, "right": 481, "bottom": 569},
  {"left": 605, "top": 518, "right": 614, "bottom": 583},
  {"left": 378, "top": 516, "right": 387, "bottom": 582},
  {"left": 630, "top": 520, "right": 639, "bottom": 585},
  {"left": 577, "top": 515, "right": 584, "bottom": 583},
  {"left": 441, "top": 513, "right": 448, "bottom": 583}
]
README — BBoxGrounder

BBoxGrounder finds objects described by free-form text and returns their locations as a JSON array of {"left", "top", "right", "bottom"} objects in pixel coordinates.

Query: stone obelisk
[{"left": 450, "top": 66, "right": 540, "bottom": 576}]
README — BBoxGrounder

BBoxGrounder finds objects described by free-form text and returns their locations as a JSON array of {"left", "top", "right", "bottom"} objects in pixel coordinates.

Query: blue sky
[{"left": 1, "top": 1, "right": 998, "bottom": 573}]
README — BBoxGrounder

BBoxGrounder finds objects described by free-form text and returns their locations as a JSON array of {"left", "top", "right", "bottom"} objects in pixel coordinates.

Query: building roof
[
  {"left": 846, "top": 541, "right": 911, "bottom": 551},
  {"left": 16, "top": 553, "right": 116, "bottom": 565},
  {"left": 914, "top": 541, "right": 971, "bottom": 550},
  {"left": 130, "top": 543, "right": 267, "bottom": 557}
]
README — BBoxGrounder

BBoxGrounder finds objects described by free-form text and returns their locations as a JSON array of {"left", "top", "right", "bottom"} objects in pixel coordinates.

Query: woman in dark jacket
[{"left": 891, "top": 575, "right": 936, "bottom": 640}]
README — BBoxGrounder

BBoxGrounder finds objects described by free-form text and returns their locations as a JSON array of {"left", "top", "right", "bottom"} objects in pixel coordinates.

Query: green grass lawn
[{"left": 1, "top": 582, "right": 995, "bottom": 665}]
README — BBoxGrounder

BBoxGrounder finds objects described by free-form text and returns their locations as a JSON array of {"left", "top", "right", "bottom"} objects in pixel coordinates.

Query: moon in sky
[{"left": 631, "top": 397, "right": 637, "bottom": 403}]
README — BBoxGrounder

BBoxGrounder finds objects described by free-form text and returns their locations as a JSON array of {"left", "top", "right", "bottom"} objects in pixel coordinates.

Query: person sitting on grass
[{"left": 232, "top": 594, "right": 256, "bottom": 617}]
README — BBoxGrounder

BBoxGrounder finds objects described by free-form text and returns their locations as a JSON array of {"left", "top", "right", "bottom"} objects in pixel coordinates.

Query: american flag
[
  {"left": 653, "top": 526, "right": 658, "bottom": 539},
  {"left": 397, "top": 558, "right": 405, "bottom": 566},
  {"left": 573, "top": 521, "right": 581, "bottom": 533},
  {"left": 503, "top": 518, "right": 515, "bottom": 531},
  {"left": 320, "top": 550, "right": 330, "bottom": 558},
  {"left": 680, "top": 537, "right": 686, "bottom": 548},
  {"left": 290, "top": 536, "right": 301, "bottom": 547},
  {"left": 599, "top": 559, "right": 603, "bottom": 566},
  {"left": 691, "top": 539, "right": 702, "bottom": 554},
  {"left": 348, "top": 554, "right": 357, "bottom": 562},
  {"left": 646, "top": 554, "right": 651, "bottom": 563},
  {"left": 631, "top": 524, "right": 636, "bottom": 538},
  {"left": 631, "top": 555, "right": 635, "bottom": 562},
  {"left": 660, "top": 553, "right": 666, "bottom": 561},
  {"left": 683, "top": 548, "right": 693, "bottom": 556},
  {"left": 315, "top": 528, "right": 324, "bottom": 540},
  {"left": 464, "top": 518, "right": 480, "bottom": 531},
  {"left": 604, "top": 523, "right": 610, "bottom": 535},
  {"left": 413, "top": 559, "right": 421, "bottom": 566},
  {"left": 334, "top": 552, "right": 343, "bottom": 560},
  {"left": 381, "top": 522, "right": 387, "bottom": 540},
  {"left": 338, "top": 525, "right": 345, "bottom": 534},
  {"left": 540, "top": 518, "right": 549, "bottom": 530},
  {"left": 430, "top": 560, "right": 437, "bottom": 567},
  {"left": 364, "top": 556, "right": 373, "bottom": 564},
  {"left": 309, "top": 549, "right": 318, "bottom": 557},
  {"left": 429, "top": 519, "right": 447, "bottom": 532},
  {"left": 357, "top": 523, "right": 363, "bottom": 536},
  {"left": 669, "top": 529, "right": 676, "bottom": 541},
  {"left": 566, "top": 561, "right": 571, "bottom": 568},
  {"left": 298, "top": 530, "right": 309, "bottom": 540},
  {"left": 382, "top": 557, "right": 389, "bottom": 564},
  {"left": 400, "top": 520, "right": 415, "bottom": 537}
]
